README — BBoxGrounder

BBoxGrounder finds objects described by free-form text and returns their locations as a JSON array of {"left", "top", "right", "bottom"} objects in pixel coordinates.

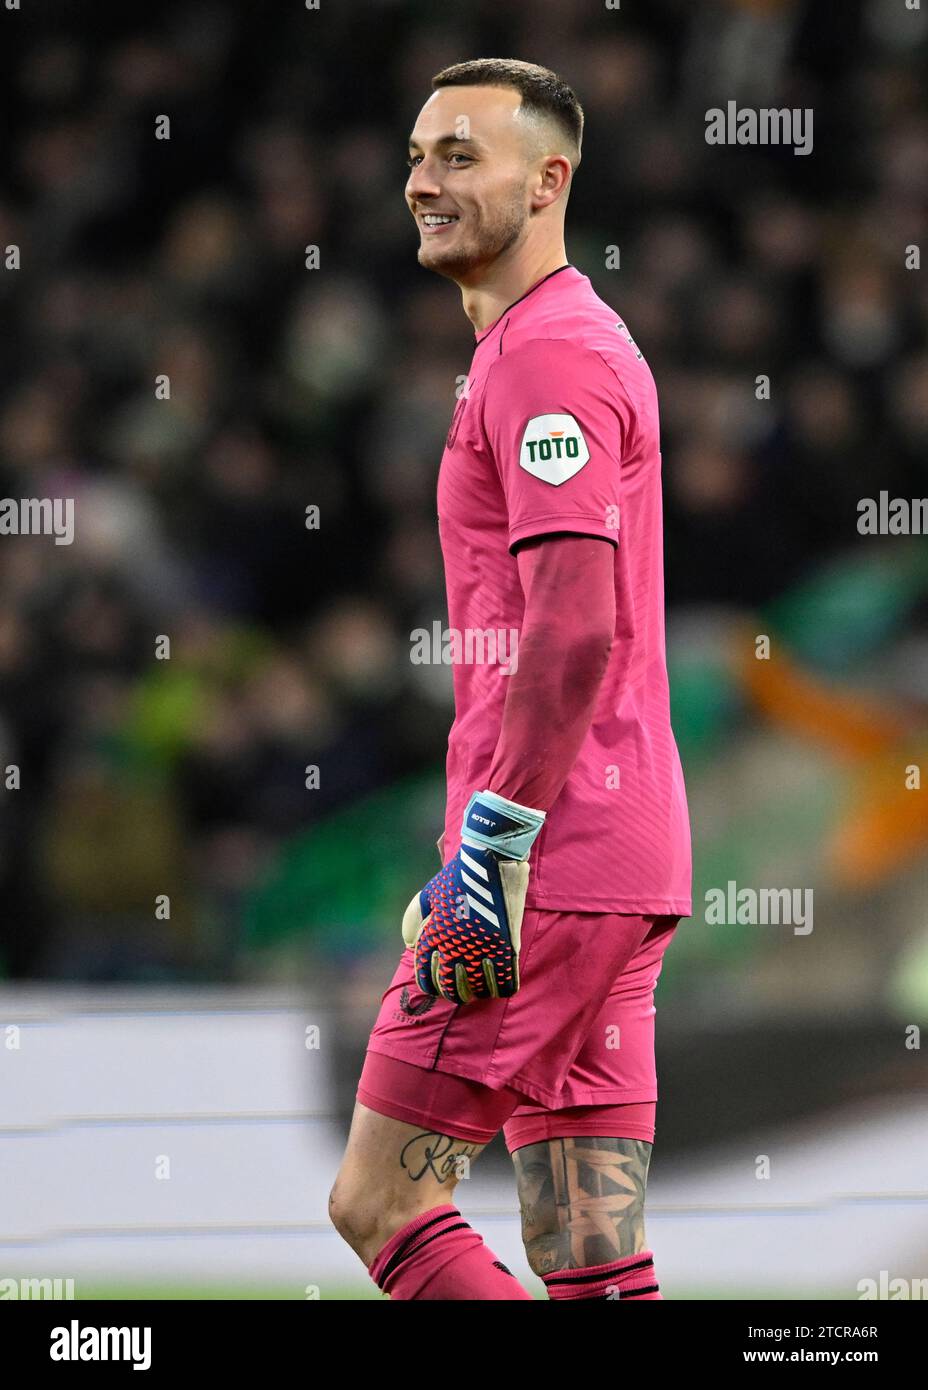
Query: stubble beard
[{"left": 418, "top": 192, "right": 528, "bottom": 282}]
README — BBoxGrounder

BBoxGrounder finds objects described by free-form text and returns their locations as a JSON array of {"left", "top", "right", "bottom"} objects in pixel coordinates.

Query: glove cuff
[{"left": 460, "top": 789, "right": 546, "bottom": 861}]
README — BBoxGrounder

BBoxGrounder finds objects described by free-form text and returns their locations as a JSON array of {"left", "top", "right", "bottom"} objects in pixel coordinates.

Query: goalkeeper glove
[{"left": 401, "top": 789, "right": 546, "bottom": 1005}]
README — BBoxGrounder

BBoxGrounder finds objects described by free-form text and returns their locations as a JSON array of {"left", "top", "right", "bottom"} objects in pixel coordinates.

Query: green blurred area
[
  {"left": 765, "top": 541, "right": 928, "bottom": 675},
  {"left": 73, "top": 1281, "right": 844, "bottom": 1301},
  {"left": 243, "top": 772, "right": 446, "bottom": 959}
]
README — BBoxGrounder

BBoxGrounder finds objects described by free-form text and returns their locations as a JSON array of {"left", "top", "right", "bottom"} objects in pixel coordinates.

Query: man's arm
[{"left": 487, "top": 533, "right": 616, "bottom": 811}]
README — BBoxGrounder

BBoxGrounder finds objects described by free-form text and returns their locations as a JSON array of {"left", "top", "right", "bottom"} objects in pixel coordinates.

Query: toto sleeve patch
[{"left": 518, "top": 413, "right": 590, "bottom": 485}]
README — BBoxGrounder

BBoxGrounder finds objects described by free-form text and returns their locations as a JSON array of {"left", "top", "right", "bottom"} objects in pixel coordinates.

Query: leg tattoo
[
  {"left": 513, "top": 1136, "right": 652, "bottom": 1274},
  {"left": 399, "top": 1130, "right": 480, "bottom": 1184}
]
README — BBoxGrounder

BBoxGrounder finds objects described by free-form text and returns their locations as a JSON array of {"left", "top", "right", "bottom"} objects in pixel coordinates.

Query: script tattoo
[{"left": 399, "top": 1131, "right": 479, "bottom": 1183}]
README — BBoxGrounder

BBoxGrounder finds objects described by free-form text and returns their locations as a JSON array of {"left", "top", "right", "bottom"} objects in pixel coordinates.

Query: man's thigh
[
  {"left": 362, "top": 908, "right": 664, "bottom": 1108},
  {"left": 356, "top": 1050, "right": 523, "bottom": 1146},
  {"left": 502, "top": 914, "right": 680, "bottom": 1154}
]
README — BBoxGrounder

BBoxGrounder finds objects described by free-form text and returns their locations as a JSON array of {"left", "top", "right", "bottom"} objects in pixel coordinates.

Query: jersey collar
[{"left": 473, "top": 263, "right": 577, "bottom": 349}]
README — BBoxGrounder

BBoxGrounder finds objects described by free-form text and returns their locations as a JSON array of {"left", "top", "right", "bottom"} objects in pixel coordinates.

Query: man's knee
[
  {"left": 329, "top": 1101, "right": 481, "bottom": 1263},
  {"left": 328, "top": 1169, "right": 395, "bottom": 1258},
  {"left": 328, "top": 1162, "right": 459, "bottom": 1264}
]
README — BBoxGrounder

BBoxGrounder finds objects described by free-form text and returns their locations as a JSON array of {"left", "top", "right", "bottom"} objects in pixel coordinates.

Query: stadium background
[{"left": 2, "top": 0, "right": 927, "bottom": 1299}]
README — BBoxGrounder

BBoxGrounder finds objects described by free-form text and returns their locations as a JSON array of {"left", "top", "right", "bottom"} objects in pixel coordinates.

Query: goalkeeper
[{"left": 330, "top": 60, "right": 691, "bottom": 1301}]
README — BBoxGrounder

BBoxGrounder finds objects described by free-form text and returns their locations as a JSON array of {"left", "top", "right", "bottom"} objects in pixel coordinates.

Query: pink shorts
[{"left": 358, "top": 909, "right": 678, "bottom": 1151}]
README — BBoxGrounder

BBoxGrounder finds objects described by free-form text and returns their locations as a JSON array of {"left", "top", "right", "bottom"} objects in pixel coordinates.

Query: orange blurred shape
[
  {"left": 829, "top": 751, "right": 928, "bottom": 888},
  {"left": 736, "top": 639, "right": 910, "bottom": 761}
]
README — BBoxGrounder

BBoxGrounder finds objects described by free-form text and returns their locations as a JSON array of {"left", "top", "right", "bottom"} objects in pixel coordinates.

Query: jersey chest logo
[
  {"left": 518, "top": 413, "right": 590, "bottom": 485},
  {"left": 445, "top": 380, "right": 471, "bottom": 451}
]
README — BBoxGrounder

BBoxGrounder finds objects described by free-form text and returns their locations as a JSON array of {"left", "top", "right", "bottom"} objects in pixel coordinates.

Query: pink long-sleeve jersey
[{"left": 437, "top": 264, "right": 692, "bottom": 916}]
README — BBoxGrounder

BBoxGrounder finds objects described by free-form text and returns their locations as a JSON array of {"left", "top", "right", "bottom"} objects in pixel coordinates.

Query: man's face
[{"left": 406, "top": 86, "right": 535, "bottom": 281}]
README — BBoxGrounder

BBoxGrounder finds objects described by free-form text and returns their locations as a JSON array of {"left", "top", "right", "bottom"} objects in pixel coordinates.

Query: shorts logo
[
  {"left": 519, "top": 413, "right": 589, "bottom": 485},
  {"left": 398, "top": 986, "right": 438, "bottom": 1017}
]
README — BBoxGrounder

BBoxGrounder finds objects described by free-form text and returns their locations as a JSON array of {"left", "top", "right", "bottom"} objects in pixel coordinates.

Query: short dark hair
[{"left": 431, "top": 58, "right": 583, "bottom": 169}]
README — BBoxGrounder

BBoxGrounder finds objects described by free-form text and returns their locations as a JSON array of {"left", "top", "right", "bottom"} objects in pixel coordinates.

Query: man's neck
[{"left": 460, "top": 245, "right": 569, "bottom": 335}]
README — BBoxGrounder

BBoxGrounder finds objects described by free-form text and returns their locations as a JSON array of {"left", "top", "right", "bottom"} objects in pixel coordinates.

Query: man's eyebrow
[{"left": 407, "top": 132, "right": 484, "bottom": 152}]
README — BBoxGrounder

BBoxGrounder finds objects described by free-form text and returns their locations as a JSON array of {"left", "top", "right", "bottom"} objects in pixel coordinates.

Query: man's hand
[{"left": 401, "top": 790, "right": 545, "bottom": 1005}]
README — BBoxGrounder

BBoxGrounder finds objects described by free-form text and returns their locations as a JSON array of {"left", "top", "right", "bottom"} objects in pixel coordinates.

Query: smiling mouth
[{"left": 420, "top": 213, "right": 460, "bottom": 235}]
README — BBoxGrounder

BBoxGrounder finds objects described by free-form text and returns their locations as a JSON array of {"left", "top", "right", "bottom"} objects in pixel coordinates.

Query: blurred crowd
[{"left": 0, "top": 0, "right": 926, "bottom": 979}]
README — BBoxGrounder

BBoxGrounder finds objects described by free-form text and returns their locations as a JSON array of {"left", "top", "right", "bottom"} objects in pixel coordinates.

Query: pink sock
[
  {"left": 542, "top": 1250, "right": 662, "bottom": 1300},
  {"left": 369, "top": 1205, "right": 533, "bottom": 1300}
]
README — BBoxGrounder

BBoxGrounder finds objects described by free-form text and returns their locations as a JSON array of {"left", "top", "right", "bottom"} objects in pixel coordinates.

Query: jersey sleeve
[{"left": 479, "top": 337, "right": 636, "bottom": 553}]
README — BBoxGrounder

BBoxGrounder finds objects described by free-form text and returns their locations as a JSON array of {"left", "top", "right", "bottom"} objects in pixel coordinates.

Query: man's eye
[{"left": 406, "top": 153, "right": 472, "bottom": 168}]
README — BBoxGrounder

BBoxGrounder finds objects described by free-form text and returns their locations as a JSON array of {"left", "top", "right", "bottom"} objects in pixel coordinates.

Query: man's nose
[{"left": 407, "top": 159, "right": 442, "bottom": 201}]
